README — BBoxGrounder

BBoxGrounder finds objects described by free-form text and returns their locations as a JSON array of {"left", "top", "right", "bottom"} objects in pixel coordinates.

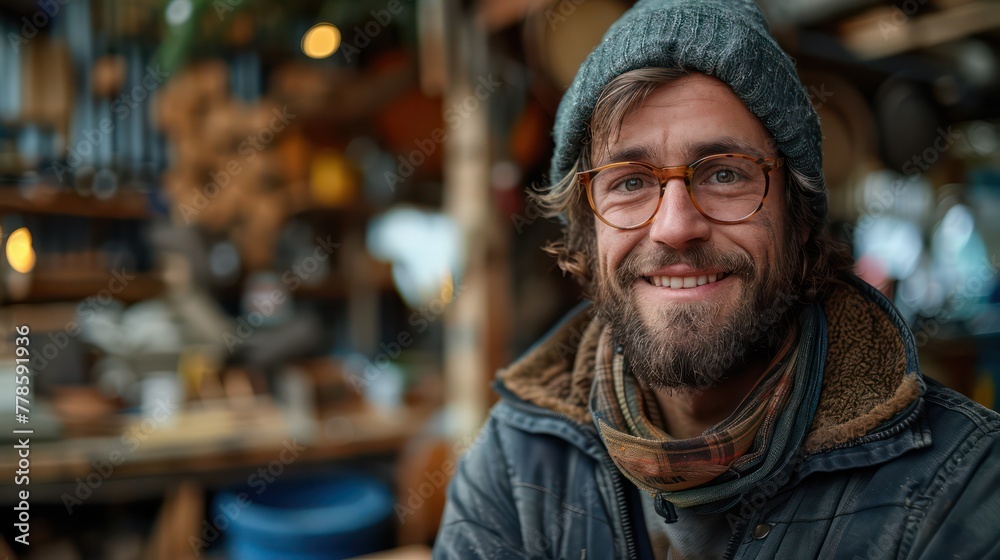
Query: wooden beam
[
  {"left": 441, "top": 0, "right": 507, "bottom": 438},
  {"left": 841, "top": 1, "right": 1000, "bottom": 60}
]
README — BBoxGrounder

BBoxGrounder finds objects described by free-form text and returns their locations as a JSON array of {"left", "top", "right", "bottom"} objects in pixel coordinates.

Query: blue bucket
[{"left": 213, "top": 473, "right": 395, "bottom": 560}]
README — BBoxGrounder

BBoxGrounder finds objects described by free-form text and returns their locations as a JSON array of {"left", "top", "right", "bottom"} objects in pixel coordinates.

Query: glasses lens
[
  {"left": 690, "top": 156, "right": 766, "bottom": 222},
  {"left": 589, "top": 164, "right": 661, "bottom": 228}
]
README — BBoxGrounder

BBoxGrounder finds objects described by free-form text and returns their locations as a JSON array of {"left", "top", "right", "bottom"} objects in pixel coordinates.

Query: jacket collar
[{"left": 496, "top": 274, "right": 930, "bottom": 470}]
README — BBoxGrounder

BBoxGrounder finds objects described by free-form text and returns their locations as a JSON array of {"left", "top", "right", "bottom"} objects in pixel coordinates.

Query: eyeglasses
[{"left": 577, "top": 153, "right": 784, "bottom": 230}]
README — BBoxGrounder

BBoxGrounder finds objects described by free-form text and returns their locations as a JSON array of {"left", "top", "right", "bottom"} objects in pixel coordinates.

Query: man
[{"left": 435, "top": 0, "right": 1000, "bottom": 558}]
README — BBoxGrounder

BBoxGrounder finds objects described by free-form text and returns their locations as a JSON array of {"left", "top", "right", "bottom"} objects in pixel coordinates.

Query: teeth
[{"left": 648, "top": 272, "right": 726, "bottom": 289}]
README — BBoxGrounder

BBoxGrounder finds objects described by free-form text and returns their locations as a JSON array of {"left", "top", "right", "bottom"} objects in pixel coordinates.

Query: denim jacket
[{"left": 435, "top": 279, "right": 1000, "bottom": 559}]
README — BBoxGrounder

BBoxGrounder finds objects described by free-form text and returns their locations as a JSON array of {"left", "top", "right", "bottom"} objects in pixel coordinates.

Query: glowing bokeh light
[
  {"left": 302, "top": 23, "right": 341, "bottom": 59},
  {"left": 6, "top": 227, "right": 36, "bottom": 274}
]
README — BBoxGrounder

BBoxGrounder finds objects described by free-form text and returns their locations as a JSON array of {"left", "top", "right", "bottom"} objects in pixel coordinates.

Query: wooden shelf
[
  {"left": 10, "top": 271, "right": 163, "bottom": 304},
  {"left": 0, "top": 401, "right": 434, "bottom": 487},
  {"left": 0, "top": 187, "right": 150, "bottom": 219}
]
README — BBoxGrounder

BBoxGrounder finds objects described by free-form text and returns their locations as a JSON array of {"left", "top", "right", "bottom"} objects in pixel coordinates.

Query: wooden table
[{"left": 0, "top": 399, "right": 434, "bottom": 500}]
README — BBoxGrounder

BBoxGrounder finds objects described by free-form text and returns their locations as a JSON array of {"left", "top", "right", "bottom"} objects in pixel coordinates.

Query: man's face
[{"left": 591, "top": 74, "right": 802, "bottom": 390}]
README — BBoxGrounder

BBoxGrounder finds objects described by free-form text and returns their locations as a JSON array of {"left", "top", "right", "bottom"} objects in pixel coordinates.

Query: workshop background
[{"left": 1, "top": 0, "right": 999, "bottom": 558}]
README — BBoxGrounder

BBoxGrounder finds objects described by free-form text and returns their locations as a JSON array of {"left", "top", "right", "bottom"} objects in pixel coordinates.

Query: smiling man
[{"left": 435, "top": 1, "right": 1000, "bottom": 559}]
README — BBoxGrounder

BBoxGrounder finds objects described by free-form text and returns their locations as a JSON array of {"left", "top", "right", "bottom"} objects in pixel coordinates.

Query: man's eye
[
  {"left": 614, "top": 175, "right": 651, "bottom": 192},
  {"left": 715, "top": 170, "right": 737, "bottom": 183}
]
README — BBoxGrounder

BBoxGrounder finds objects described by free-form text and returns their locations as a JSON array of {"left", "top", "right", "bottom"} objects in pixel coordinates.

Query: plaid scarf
[{"left": 590, "top": 305, "right": 825, "bottom": 510}]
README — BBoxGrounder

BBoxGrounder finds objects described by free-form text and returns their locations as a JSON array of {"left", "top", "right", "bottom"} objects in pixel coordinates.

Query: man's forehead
[
  {"left": 589, "top": 73, "right": 776, "bottom": 166},
  {"left": 633, "top": 72, "right": 731, "bottom": 101},
  {"left": 596, "top": 137, "right": 773, "bottom": 167}
]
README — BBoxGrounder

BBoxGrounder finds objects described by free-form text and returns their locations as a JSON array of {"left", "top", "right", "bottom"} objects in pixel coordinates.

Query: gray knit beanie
[{"left": 550, "top": 0, "right": 826, "bottom": 224}]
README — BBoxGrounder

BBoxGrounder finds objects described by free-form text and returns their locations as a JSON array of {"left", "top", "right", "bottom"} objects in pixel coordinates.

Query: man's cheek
[{"left": 598, "top": 254, "right": 617, "bottom": 290}]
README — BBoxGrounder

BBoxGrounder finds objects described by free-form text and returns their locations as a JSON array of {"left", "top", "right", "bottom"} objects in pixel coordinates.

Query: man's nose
[{"left": 646, "top": 178, "right": 712, "bottom": 249}]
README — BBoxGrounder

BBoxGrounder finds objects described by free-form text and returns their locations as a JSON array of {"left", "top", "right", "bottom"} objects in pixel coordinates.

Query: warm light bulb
[
  {"left": 6, "top": 227, "right": 35, "bottom": 274},
  {"left": 302, "top": 23, "right": 341, "bottom": 59}
]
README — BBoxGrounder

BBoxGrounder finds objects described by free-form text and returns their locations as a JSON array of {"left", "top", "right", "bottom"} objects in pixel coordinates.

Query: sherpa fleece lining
[{"left": 499, "top": 278, "right": 921, "bottom": 454}]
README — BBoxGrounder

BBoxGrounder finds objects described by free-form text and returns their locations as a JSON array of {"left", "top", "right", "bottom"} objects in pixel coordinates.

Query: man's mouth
[{"left": 643, "top": 272, "right": 730, "bottom": 289}]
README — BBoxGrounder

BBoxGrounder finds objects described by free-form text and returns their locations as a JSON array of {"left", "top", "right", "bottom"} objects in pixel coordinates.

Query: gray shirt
[{"left": 639, "top": 492, "right": 732, "bottom": 560}]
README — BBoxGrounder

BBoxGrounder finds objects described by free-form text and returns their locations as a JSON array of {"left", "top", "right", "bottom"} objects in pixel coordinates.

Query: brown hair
[{"left": 529, "top": 67, "right": 853, "bottom": 300}]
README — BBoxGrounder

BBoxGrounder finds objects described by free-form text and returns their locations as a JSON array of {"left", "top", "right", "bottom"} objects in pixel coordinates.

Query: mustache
[{"left": 614, "top": 243, "right": 756, "bottom": 285}]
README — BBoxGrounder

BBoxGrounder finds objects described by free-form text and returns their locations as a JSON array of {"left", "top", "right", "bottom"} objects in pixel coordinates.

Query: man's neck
[{"left": 650, "top": 358, "right": 768, "bottom": 440}]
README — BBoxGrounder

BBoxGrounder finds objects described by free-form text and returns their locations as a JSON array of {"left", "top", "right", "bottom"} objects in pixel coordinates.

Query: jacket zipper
[
  {"left": 721, "top": 519, "right": 746, "bottom": 560},
  {"left": 599, "top": 451, "right": 639, "bottom": 558},
  {"left": 502, "top": 395, "right": 639, "bottom": 559}
]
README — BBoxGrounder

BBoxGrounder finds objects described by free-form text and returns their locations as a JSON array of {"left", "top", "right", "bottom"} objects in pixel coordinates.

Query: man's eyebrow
[
  {"left": 596, "top": 137, "right": 773, "bottom": 167},
  {"left": 684, "top": 138, "right": 771, "bottom": 161},
  {"left": 597, "top": 145, "right": 658, "bottom": 167}
]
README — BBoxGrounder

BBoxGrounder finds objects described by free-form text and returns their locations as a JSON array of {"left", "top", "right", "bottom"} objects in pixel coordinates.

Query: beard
[{"left": 593, "top": 228, "right": 803, "bottom": 391}]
